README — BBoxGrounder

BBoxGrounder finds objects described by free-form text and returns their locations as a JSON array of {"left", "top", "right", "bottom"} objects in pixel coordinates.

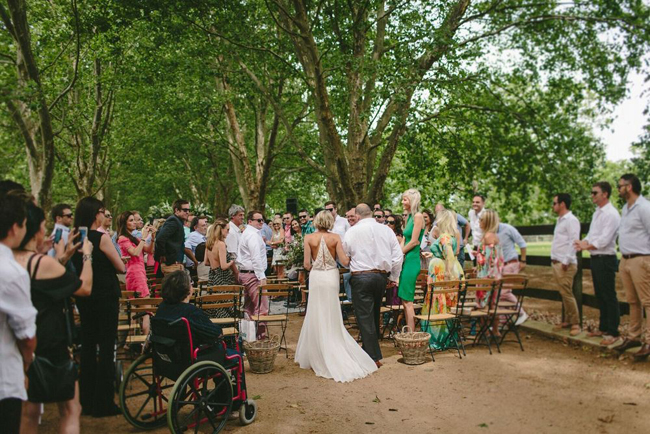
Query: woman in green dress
[{"left": 397, "top": 189, "right": 425, "bottom": 331}]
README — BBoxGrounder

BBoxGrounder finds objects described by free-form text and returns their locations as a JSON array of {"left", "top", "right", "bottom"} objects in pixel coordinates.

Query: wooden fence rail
[{"left": 504, "top": 224, "right": 629, "bottom": 321}]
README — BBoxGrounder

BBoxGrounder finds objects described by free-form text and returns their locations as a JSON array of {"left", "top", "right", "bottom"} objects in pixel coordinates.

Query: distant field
[{"left": 521, "top": 241, "right": 620, "bottom": 258}]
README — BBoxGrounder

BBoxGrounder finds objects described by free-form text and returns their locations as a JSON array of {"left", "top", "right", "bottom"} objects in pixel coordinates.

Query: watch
[{"left": 83, "top": 254, "right": 92, "bottom": 263}]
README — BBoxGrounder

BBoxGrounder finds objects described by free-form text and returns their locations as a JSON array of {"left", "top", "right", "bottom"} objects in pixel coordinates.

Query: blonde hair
[
  {"left": 403, "top": 188, "right": 421, "bottom": 214},
  {"left": 480, "top": 209, "right": 499, "bottom": 234},
  {"left": 206, "top": 218, "right": 229, "bottom": 250},
  {"left": 271, "top": 217, "right": 282, "bottom": 235},
  {"left": 153, "top": 218, "right": 165, "bottom": 232},
  {"left": 313, "top": 210, "right": 334, "bottom": 231},
  {"left": 435, "top": 209, "right": 457, "bottom": 235}
]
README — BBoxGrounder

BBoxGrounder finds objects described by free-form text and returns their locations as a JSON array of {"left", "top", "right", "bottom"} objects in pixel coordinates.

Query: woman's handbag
[{"left": 27, "top": 299, "right": 78, "bottom": 403}]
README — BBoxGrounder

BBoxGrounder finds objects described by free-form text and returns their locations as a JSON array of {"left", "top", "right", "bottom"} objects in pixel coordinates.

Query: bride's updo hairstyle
[{"left": 313, "top": 210, "right": 334, "bottom": 231}]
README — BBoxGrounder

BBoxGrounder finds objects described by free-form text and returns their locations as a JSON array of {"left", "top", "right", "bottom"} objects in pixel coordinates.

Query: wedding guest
[
  {"left": 325, "top": 201, "right": 350, "bottom": 238},
  {"left": 71, "top": 196, "right": 125, "bottom": 417},
  {"left": 611, "top": 174, "right": 650, "bottom": 360},
  {"left": 373, "top": 203, "right": 382, "bottom": 211},
  {"left": 420, "top": 209, "right": 435, "bottom": 269},
  {"left": 384, "top": 209, "right": 393, "bottom": 217},
  {"left": 185, "top": 216, "right": 208, "bottom": 269},
  {"left": 421, "top": 209, "right": 464, "bottom": 348},
  {"left": 299, "top": 209, "right": 315, "bottom": 235},
  {"left": 550, "top": 193, "right": 582, "bottom": 336},
  {"left": 497, "top": 219, "right": 528, "bottom": 323},
  {"left": 282, "top": 212, "right": 293, "bottom": 246},
  {"left": 437, "top": 203, "right": 470, "bottom": 269},
  {"left": 374, "top": 209, "right": 386, "bottom": 225},
  {"left": 206, "top": 219, "right": 238, "bottom": 284},
  {"left": 225, "top": 204, "right": 245, "bottom": 259},
  {"left": 48, "top": 203, "right": 73, "bottom": 257},
  {"left": 97, "top": 210, "right": 113, "bottom": 234},
  {"left": 468, "top": 193, "right": 487, "bottom": 252},
  {"left": 476, "top": 209, "right": 505, "bottom": 335},
  {"left": 398, "top": 189, "right": 425, "bottom": 332},
  {"left": 291, "top": 218, "right": 303, "bottom": 237},
  {"left": 14, "top": 201, "right": 93, "bottom": 433},
  {"left": 574, "top": 181, "right": 621, "bottom": 346},
  {"left": 131, "top": 212, "right": 144, "bottom": 239},
  {"left": 388, "top": 215, "right": 404, "bottom": 245},
  {"left": 345, "top": 208, "right": 358, "bottom": 227},
  {"left": 155, "top": 199, "right": 190, "bottom": 274},
  {"left": 237, "top": 211, "right": 269, "bottom": 337},
  {"left": 0, "top": 191, "right": 37, "bottom": 434},
  {"left": 270, "top": 217, "right": 287, "bottom": 278}
]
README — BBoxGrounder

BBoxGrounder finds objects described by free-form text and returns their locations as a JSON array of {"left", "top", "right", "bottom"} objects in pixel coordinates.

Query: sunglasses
[
  {"left": 387, "top": 220, "right": 396, "bottom": 225},
  {"left": 105, "top": 214, "right": 112, "bottom": 218},
  {"left": 299, "top": 215, "right": 308, "bottom": 219},
  {"left": 374, "top": 215, "right": 382, "bottom": 219},
  {"left": 62, "top": 213, "right": 73, "bottom": 218},
  {"left": 252, "top": 218, "right": 264, "bottom": 223},
  {"left": 590, "top": 191, "right": 599, "bottom": 196},
  {"left": 325, "top": 207, "right": 335, "bottom": 212},
  {"left": 181, "top": 208, "right": 190, "bottom": 212}
]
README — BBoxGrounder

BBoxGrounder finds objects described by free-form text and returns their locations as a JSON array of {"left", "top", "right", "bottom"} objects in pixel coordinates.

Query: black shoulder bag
[{"left": 26, "top": 254, "right": 78, "bottom": 403}]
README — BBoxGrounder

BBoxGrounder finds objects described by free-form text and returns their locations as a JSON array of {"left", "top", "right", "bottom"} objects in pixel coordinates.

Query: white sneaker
[{"left": 515, "top": 311, "right": 528, "bottom": 326}]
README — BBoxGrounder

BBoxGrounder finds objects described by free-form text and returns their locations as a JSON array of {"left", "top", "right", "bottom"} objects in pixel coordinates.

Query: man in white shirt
[
  {"left": 48, "top": 203, "right": 73, "bottom": 257},
  {"left": 0, "top": 191, "right": 37, "bottom": 432},
  {"left": 344, "top": 203, "right": 403, "bottom": 366},
  {"left": 345, "top": 207, "right": 358, "bottom": 227},
  {"left": 225, "top": 204, "right": 245, "bottom": 260},
  {"left": 574, "top": 182, "right": 621, "bottom": 346},
  {"left": 324, "top": 201, "right": 350, "bottom": 237},
  {"left": 550, "top": 193, "right": 582, "bottom": 336},
  {"left": 467, "top": 193, "right": 486, "bottom": 252},
  {"left": 237, "top": 211, "right": 269, "bottom": 337},
  {"left": 611, "top": 174, "right": 650, "bottom": 360}
]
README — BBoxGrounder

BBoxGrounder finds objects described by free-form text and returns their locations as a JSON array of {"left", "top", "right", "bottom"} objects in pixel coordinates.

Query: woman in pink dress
[{"left": 117, "top": 211, "right": 153, "bottom": 333}]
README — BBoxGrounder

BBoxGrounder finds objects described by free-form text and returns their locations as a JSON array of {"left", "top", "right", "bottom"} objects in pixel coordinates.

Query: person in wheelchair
[{"left": 154, "top": 270, "right": 246, "bottom": 385}]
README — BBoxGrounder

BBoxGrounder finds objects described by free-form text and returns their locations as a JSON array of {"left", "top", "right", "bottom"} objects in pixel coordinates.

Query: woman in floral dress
[
  {"left": 421, "top": 210, "right": 465, "bottom": 349},
  {"left": 474, "top": 209, "right": 505, "bottom": 336}
]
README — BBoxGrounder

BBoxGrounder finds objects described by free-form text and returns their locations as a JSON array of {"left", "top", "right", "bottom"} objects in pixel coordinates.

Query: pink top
[{"left": 118, "top": 236, "right": 149, "bottom": 297}]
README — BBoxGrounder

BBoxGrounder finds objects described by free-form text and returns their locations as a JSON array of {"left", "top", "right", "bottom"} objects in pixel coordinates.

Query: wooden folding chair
[
  {"left": 414, "top": 280, "right": 464, "bottom": 361},
  {"left": 256, "top": 283, "right": 291, "bottom": 357},
  {"left": 196, "top": 293, "right": 240, "bottom": 337},
  {"left": 496, "top": 274, "right": 528, "bottom": 351},
  {"left": 124, "top": 297, "right": 163, "bottom": 345},
  {"left": 459, "top": 278, "right": 500, "bottom": 354}
]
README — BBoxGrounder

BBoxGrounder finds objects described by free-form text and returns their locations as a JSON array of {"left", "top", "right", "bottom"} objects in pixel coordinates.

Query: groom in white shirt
[{"left": 344, "top": 204, "right": 403, "bottom": 366}]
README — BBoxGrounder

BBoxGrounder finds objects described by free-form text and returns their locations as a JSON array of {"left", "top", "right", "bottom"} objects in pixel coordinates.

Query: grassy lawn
[{"left": 522, "top": 241, "right": 621, "bottom": 258}]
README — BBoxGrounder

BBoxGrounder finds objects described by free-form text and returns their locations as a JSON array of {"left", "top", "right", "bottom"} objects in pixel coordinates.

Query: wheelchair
[{"left": 119, "top": 315, "right": 257, "bottom": 433}]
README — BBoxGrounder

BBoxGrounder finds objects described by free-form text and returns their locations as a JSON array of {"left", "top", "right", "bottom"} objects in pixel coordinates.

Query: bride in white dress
[{"left": 294, "top": 211, "right": 378, "bottom": 382}]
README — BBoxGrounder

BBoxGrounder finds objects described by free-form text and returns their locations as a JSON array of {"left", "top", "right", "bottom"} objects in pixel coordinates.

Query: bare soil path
[{"left": 38, "top": 311, "right": 650, "bottom": 434}]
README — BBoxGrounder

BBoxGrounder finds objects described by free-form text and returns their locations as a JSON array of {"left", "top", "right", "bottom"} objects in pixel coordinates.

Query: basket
[
  {"left": 243, "top": 335, "right": 281, "bottom": 374},
  {"left": 394, "top": 326, "right": 431, "bottom": 365}
]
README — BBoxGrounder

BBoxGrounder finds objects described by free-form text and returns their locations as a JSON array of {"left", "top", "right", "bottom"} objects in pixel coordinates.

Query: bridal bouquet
[{"left": 285, "top": 234, "right": 304, "bottom": 267}]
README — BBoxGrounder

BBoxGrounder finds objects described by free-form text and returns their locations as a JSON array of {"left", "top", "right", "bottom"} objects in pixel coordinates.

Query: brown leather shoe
[
  {"left": 612, "top": 338, "right": 642, "bottom": 353},
  {"left": 375, "top": 361, "right": 383, "bottom": 368},
  {"left": 633, "top": 344, "right": 650, "bottom": 361}
]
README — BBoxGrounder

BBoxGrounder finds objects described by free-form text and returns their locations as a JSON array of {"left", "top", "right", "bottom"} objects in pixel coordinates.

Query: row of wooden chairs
[{"left": 414, "top": 275, "right": 528, "bottom": 363}]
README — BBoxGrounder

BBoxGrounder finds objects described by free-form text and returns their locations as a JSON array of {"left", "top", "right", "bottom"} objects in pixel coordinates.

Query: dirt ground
[
  {"left": 38, "top": 317, "right": 650, "bottom": 434},
  {"left": 36, "top": 266, "right": 649, "bottom": 434}
]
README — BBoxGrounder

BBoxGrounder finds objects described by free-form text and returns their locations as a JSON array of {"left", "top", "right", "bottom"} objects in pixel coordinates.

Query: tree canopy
[{"left": 2, "top": 0, "right": 649, "bottom": 223}]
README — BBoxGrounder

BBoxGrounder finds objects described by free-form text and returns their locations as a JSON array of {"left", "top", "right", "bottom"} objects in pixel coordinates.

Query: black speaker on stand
[{"left": 286, "top": 198, "right": 298, "bottom": 216}]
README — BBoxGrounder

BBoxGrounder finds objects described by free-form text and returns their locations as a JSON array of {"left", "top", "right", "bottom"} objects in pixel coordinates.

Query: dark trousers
[
  {"left": 591, "top": 255, "right": 620, "bottom": 337},
  {"left": 0, "top": 398, "right": 22, "bottom": 434},
  {"left": 350, "top": 273, "right": 387, "bottom": 362},
  {"left": 77, "top": 297, "right": 119, "bottom": 416}
]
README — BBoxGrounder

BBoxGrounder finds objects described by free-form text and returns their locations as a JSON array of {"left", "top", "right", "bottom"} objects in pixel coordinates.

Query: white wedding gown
[{"left": 294, "top": 237, "right": 378, "bottom": 382}]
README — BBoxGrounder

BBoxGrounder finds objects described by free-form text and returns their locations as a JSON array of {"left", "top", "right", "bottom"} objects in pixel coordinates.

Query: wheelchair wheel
[
  {"left": 115, "top": 360, "right": 124, "bottom": 392},
  {"left": 119, "top": 353, "right": 174, "bottom": 430},
  {"left": 239, "top": 399, "right": 257, "bottom": 425},
  {"left": 168, "top": 361, "right": 233, "bottom": 434}
]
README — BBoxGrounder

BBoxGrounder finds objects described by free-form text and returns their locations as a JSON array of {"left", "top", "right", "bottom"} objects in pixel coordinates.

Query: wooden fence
[{"left": 510, "top": 223, "right": 629, "bottom": 320}]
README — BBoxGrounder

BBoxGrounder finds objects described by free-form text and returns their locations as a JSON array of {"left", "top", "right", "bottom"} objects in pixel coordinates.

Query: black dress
[
  {"left": 72, "top": 229, "right": 121, "bottom": 417},
  {"left": 206, "top": 251, "right": 236, "bottom": 318},
  {"left": 27, "top": 254, "right": 81, "bottom": 403}
]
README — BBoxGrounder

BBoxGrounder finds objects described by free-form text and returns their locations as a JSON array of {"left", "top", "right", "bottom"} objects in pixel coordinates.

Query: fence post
[{"left": 573, "top": 228, "right": 584, "bottom": 326}]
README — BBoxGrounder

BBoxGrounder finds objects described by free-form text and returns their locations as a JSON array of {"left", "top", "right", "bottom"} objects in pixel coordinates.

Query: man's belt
[
  {"left": 590, "top": 254, "right": 617, "bottom": 258},
  {"left": 504, "top": 259, "right": 519, "bottom": 265},
  {"left": 351, "top": 269, "right": 388, "bottom": 276},
  {"left": 239, "top": 269, "right": 256, "bottom": 274},
  {"left": 621, "top": 254, "right": 650, "bottom": 260}
]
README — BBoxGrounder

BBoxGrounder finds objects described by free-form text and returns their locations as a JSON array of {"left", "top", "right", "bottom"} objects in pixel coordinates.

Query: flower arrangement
[{"left": 285, "top": 234, "right": 304, "bottom": 268}]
